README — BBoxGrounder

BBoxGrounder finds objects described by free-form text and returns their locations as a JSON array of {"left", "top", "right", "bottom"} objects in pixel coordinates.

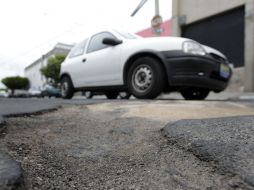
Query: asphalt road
[
  {"left": 0, "top": 94, "right": 253, "bottom": 117},
  {"left": 0, "top": 97, "right": 254, "bottom": 189},
  {"left": 0, "top": 98, "right": 101, "bottom": 117},
  {"left": 162, "top": 116, "right": 254, "bottom": 188}
]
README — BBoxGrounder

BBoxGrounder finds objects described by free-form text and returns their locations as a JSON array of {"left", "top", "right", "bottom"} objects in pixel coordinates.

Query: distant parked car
[
  {"left": 28, "top": 88, "right": 42, "bottom": 98},
  {"left": 9, "top": 90, "right": 29, "bottom": 98},
  {"left": 41, "top": 86, "right": 61, "bottom": 98},
  {"left": 0, "top": 91, "right": 8, "bottom": 98},
  {"left": 60, "top": 30, "right": 232, "bottom": 100}
]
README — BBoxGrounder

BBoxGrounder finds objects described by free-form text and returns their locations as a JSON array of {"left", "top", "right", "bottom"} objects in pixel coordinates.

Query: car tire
[
  {"left": 119, "top": 92, "right": 131, "bottom": 99},
  {"left": 61, "top": 76, "right": 74, "bottom": 99},
  {"left": 180, "top": 88, "right": 210, "bottom": 100},
  {"left": 127, "top": 57, "right": 165, "bottom": 99},
  {"left": 105, "top": 92, "right": 118, "bottom": 99}
]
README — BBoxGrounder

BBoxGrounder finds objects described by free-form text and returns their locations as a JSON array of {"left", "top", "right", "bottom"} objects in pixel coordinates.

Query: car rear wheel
[
  {"left": 61, "top": 76, "right": 74, "bottom": 99},
  {"left": 105, "top": 92, "right": 118, "bottom": 99},
  {"left": 127, "top": 57, "right": 165, "bottom": 99},
  {"left": 180, "top": 88, "right": 210, "bottom": 100}
]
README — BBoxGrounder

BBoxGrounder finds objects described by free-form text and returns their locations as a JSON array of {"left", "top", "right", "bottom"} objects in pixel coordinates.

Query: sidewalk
[{"left": 159, "top": 91, "right": 254, "bottom": 101}]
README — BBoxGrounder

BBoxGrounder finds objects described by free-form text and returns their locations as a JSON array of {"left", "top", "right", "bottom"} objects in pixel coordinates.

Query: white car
[{"left": 60, "top": 30, "right": 232, "bottom": 100}]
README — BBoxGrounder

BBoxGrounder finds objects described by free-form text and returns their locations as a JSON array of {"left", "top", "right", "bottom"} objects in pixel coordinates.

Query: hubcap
[
  {"left": 132, "top": 65, "right": 153, "bottom": 93},
  {"left": 61, "top": 82, "right": 68, "bottom": 97}
]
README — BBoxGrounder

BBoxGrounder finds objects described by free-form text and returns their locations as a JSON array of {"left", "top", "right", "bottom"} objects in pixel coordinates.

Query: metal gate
[{"left": 182, "top": 6, "right": 244, "bottom": 67}]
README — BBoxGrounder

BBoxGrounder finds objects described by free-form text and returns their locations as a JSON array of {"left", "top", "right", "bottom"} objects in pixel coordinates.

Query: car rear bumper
[{"left": 161, "top": 51, "right": 232, "bottom": 92}]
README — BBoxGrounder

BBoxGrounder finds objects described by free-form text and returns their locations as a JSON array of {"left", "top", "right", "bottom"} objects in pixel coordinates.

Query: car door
[
  {"left": 66, "top": 39, "right": 88, "bottom": 87},
  {"left": 78, "top": 32, "right": 122, "bottom": 87}
]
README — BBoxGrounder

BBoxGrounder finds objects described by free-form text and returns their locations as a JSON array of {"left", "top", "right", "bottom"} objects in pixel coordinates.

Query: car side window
[
  {"left": 69, "top": 39, "right": 88, "bottom": 58},
  {"left": 87, "top": 32, "right": 117, "bottom": 53}
]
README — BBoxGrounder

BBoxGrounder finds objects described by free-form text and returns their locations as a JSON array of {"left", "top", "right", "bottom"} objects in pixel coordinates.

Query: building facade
[
  {"left": 137, "top": 19, "right": 172, "bottom": 37},
  {"left": 172, "top": 0, "right": 254, "bottom": 91},
  {"left": 25, "top": 43, "right": 73, "bottom": 90}
]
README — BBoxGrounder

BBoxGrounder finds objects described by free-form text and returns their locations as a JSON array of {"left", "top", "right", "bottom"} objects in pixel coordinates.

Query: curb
[{"left": 0, "top": 151, "right": 25, "bottom": 190}]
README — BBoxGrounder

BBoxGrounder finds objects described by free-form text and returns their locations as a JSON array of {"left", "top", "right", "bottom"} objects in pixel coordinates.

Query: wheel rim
[
  {"left": 132, "top": 64, "right": 153, "bottom": 93},
  {"left": 61, "top": 81, "right": 68, "bottom": 97}
]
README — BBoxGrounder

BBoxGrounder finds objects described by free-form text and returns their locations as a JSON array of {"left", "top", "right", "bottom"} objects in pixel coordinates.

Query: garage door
[{"left": 182, "top": 6, "right": 244, "bottom": 67}]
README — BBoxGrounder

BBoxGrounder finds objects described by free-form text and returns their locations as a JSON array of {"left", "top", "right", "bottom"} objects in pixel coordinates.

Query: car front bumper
[{"left": 160, "top": 51, "right": 232, "bottom": 92}]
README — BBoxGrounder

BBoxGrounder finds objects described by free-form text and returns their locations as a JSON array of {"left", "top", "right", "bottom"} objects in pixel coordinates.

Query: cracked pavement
[{"left": 0, "top": 99, "right": 254, "bottom": 189}]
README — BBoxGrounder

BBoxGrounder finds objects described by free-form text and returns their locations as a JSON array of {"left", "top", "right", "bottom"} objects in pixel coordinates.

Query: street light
[
  {"left": 131, "top": 0, "right": 160, "bottom": 17},
  {"left": 131, "top": 0, "right": 148, "bottom": 17}
]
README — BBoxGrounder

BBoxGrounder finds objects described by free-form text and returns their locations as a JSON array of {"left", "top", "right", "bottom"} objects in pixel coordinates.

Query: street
[{"left": 1, "top": 97, "right": 254, "bottom": 189}]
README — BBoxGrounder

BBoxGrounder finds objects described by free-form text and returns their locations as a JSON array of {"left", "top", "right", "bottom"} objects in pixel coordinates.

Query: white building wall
[
  {"left": 180, "top": 0, "right": 244, "bottom": 24},
  {"left": 25, "top": 57, "right": 48, "bottom": 90},
  {"left": 24, "top": 43, "right": 73, "bottom": 90}
]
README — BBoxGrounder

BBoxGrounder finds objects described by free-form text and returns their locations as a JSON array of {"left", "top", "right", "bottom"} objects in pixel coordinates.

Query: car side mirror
[{"left": 102, "top": 38, "right": 122, "bottom": 46}]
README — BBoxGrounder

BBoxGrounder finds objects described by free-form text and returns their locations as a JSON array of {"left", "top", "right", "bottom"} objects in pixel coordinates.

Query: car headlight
[{"left": 183, "top": 41, "right": 206, "bottom": 56}]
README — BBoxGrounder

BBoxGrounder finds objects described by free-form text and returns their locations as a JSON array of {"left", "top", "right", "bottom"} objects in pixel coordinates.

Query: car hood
[{"left": 123, "top": 36, "right": 189, "bottom": 51}]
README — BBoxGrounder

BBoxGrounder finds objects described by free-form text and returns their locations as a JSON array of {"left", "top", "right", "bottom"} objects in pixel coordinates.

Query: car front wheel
[
  {"left": 61, "top": 76, "right": 74, "bottom": 99},
  {"left": 127, "top": 57, "right": 165, "bottom": 99},
  {"left": 180, "top": 88, "right": 210, "bottom": 100}
]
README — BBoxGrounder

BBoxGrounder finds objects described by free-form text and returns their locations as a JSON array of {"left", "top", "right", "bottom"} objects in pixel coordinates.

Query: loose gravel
[{"left": 0, "top": 103, "right": 253, "bottom": 189}]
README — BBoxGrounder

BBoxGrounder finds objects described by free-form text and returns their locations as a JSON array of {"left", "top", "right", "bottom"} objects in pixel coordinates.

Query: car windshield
[{"left": 115, "top": 31, "right": 141, "bottom": 40}]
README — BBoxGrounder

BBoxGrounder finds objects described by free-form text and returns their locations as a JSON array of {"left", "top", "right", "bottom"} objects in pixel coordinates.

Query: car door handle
[{"left": 82, "top": 58, "right": 87, "bottom": 63}]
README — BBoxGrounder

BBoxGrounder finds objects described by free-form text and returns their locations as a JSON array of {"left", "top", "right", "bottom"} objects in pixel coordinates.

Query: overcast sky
[{"left": 0, "top": 0, "right": 172, "bottom": 88}]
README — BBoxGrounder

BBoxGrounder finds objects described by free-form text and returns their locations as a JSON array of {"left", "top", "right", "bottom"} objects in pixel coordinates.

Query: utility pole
[
  {"left": 244, "top": 0, "right": 254, "bottom": 91},
  {"left": 155, "top": 0, "right": 160, "bottom": 15}
]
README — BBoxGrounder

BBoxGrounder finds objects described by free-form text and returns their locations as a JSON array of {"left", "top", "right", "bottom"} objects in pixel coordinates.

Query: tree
[
  {"left": 40, "top": 54, "right": 66, "bottom": 86},
  {"left": 2, "top": 76, "right": 30, "bottom": 95}
]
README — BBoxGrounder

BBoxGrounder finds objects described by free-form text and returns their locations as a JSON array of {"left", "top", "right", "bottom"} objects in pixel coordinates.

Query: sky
[{"left": 0, "top": 0, "right": 172, "bottom": 88}]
